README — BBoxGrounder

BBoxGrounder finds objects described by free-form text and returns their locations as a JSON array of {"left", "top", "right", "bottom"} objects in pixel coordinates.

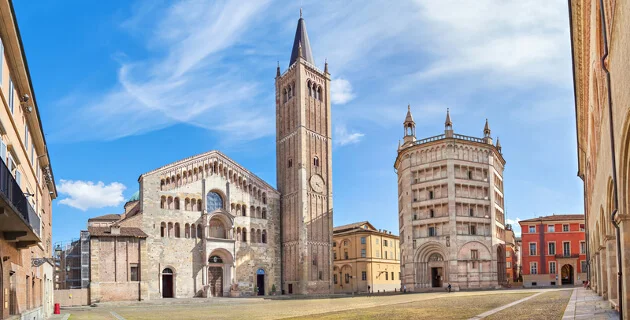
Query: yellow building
[
  {"left": 0, "top": 1, "right": 58, "bottom": 319},
  {"left": 333, "top": 222, "right": 401, "bottom": 294}
]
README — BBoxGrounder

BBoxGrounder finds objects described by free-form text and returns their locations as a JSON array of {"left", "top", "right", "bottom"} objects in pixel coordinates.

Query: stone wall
[{"left": 53, "top": 289, "right": 89, "bottom": 307}]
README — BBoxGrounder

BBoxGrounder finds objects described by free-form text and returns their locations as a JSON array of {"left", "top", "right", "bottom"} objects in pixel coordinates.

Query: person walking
[
  {"left": 447, "top": 283, "right": 452, "bottom": 293},
  {"left": 368, "top": 285, "right": 371, "bottom": 297}
]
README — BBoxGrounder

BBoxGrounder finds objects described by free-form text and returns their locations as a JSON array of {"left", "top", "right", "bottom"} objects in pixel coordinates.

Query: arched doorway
[
  {"left": 428, "top": 253, "right": 444, "bottom": 288},
  {"left": 162, "top": 268, "right": 174, "bottom": 298},
  {"left": 497, "top": 245, "right": 507, "bottom": 285},
  {"left": 208, "top": 256, "right": 224, "bottom": 297},
  {"left": 561, "top": 264, "right": 574, "bottom": 285},
  {"left": 256, "top": 269, "right": 265, "bottom": 296}
]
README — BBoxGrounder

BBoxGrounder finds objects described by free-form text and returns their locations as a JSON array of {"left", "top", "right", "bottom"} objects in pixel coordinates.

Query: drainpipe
[{"left": 597, "top": 0, "right": 623, "bottom": 317}]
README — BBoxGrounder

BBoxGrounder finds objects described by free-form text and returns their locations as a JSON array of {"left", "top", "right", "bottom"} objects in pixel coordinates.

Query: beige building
[
  {"left": 332, "top": 222, "right": 400, "bottom": 294},
  {"left": 276, "top": 12, "right": 333, "bottom": 295},
  {"left": 569, "top": 0, "right": 629, "bottom": 315},
  {"left": 0, "top": 1, "right": 58, "bottom": 319},
  {"left": 87, "top": 12, "right": 333, "bottom": 301},
  {"left": 395, "top": 107, "right": 507, "bottom": 291}
]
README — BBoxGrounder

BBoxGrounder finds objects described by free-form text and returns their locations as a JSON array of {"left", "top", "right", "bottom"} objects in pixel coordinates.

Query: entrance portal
[
  {"left": 162, "top": 268, "right": 174, "bottom": 298},
  {"left": 256, "top": 268, "right": 265, "bottom": 296},
  {"left": 208, "top": 267, "right": 223, "bottom": 297},
  {"left": 561, "top": 264, "right": 574, "bottom": 285},
  {"left": 431, "top": 267, "right": 443, "bottom": 288}
]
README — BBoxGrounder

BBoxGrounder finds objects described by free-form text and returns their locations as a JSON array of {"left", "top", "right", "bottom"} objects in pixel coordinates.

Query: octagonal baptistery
[
  {"left": 394, "top": 107, "right": 507, "bottom": 291},
  {"left": 139, "top": 150, "right": 281, "bottom": 299}
]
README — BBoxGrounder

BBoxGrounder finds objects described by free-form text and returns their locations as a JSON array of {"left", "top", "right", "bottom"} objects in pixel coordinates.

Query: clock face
[{"left": 310, "top": 175, "right": 325, "bottom": 193}]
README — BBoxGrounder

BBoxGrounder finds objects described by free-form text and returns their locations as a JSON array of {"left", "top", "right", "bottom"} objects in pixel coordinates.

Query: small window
[
  {"left": 580, "top": 241, "right": 586, "bottom": 254},
  {"left": 345, "top": 274, "right": 350, "bottom": 284},
  {"left": 384, "top": 251, "right": 388, "bottom": 259},
  {"left": 530, "top": 262, "right": 538, "bottom": 275},
  {"left": 532, "top": 282, "right": 537, "bottom": 286},
  {"left": 549, "top": 261, "right": 556, "bottom": 274},
  {"left": 361, "top": 249, "right": 366, "bottom": 258},
  {"left": 333, "top": 274, "right": 337, "bottom": 284},
  {"left": 385, "top": 272, "right": 388, "bottom": 280},
  {"left": 529, "top": 226, "right": 536, "bottom": 233},
  {"left": 579, "top": 224, "right": 585, "bottom": 231},
  {"left": 333, "top": 242, "right": 337, "bottom": 247},
  {"left": 429, "top": 191, "right": 434, "bottom": 199},
  {"left": 470, "top": 225, "right": 477, "bottom": 235},
  {"left": 9, "top": 79, "right": 14, "bottom": 114},
  {"left": 468, "top": 171, "right": 473, "bottom": 179},
  {"left": 471, "top": 249, "right": 478, "bottom": 260},
  {"left": 430, "top": 209, "right": 434, "bottom": 218},
  {"left": 333, "top": 252, "right": 337, "bottom": 260},
  {"left": 563, "top": 224, "right": 569, "bottom": 232},
  {"left": 391, "top": 272, "right": 394, "bottom": 280},
  {"left": 130, "top": 264, "right": 139, "bottom": 281},
  {"left": 548, "top": 242, "right": 556, "bottom": 255},
  {"left": 547, "top": 225, "right": 555, "bottom": 232},
  {"left": 288, "top": 159, "right": 293, "bottom": 168},
  {"left": 318, "top": 271, "right": 323, "bottom": 280},
  {"left": 550, "top": 281, "right": 556, "bottom": 285},
  {"left": 361, "top": 271, "right": 367, "bottom": 281},
  {"left": 428, "top": 227, "right": 436, "bottom": 237},
  {"left": 469, "top": 208, "right": 474, "bottom": 217},
  {"left": 529, "top": 243, "right": 537, "bottom": 256},
  {"left": 384, "top": 240, "right": 388, "bottom": 247},
  {"left": 360, "top": 237, "right": 366, "bottom": 244},
  {"left": 313, "top": 156, "right": 320, "bottom": 167}
]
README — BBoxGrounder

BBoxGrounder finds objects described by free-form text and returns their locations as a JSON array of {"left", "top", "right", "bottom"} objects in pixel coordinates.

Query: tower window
[
  {"left": 429, "top": 191, "right": 434, "bottom": 199},
  {"left": 288, "top": 159, "right": 293, "bottom": 168},
  {"left": 313, "top": 156, "right": 320, "bottom": 167},
  {"left": 317, "top": 87, "right": 323, "bottom": 101},
  {"left": 468, "top": 171, "right": 473, "bottom": 179},
  {"left": 429, "top": 209, "right": 434, "bottom": 218},
  {"left": 469, "top": 208, "right": 474, "bottom": 217},
  {"left": 308, "top": 84, "right": 312, "bottom": 97}
]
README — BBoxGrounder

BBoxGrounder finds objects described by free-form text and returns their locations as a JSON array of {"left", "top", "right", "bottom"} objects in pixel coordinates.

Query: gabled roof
[
  {"left": 519, "top": 214, "right": 585, "bottom": 223},
  {"left": 88, "top": 214, "right": 121, "bottom": 221},
  {"left": 88, "top": 226, "right": 148, "bottom": 238},
  {"left": 289, "top": 14, "right": 315, "bottom": 67},
  {"left": 334, "top": 221, "right": 376, "bottom": 233}
]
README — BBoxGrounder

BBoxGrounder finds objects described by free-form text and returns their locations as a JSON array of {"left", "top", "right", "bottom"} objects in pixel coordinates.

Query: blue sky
[{"left": 13, "top": 0, "right": 581, "bottom": 244}]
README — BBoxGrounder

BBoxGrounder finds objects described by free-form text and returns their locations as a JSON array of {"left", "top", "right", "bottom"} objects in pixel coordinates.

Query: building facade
[
  {"left": 505, "top": 225, "right": 519, "bottom": 282},
  {"left": 569, "top": 0, "right": 629, "bottom": 315},
  {"left": 519, "top": 215, "right": 586, "bottom": 287},
  {"left": 0, "top": 1, "right": 58, "bottom": 319},
  {"left": 395, "top": 107, "right": 507, "bottom": 291},
  {"left": 276, "top": 13, "right": 333, "bottom": 295},
  {"left": 332, "top": 222, "right": 400, "bottom": 294}
]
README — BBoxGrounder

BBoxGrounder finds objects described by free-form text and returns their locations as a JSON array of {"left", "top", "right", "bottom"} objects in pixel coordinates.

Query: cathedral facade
[
  {"left": 87, "top": 13, "right": 333, "bottom": 302},
  {"left": 395, "top": 107, "right": 507, "bottom": 291}
]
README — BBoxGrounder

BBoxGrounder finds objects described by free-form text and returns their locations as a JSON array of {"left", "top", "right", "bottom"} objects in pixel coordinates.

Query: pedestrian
[
  {"left": 447, "top": 283, "right": 452, "bottom": 293},
  {"left": 368, "top": 285, "right": 371, "bottom": 297},
  {"left": 403, "top": 284, "right": 407, "bottom": 293}
]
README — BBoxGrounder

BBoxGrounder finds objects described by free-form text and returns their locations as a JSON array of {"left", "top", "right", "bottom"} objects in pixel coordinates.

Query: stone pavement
[{"left": 562, "top": 287, "right": 619, "bottom": 319}]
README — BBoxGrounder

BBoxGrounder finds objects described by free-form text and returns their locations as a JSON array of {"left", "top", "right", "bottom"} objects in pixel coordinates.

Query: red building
[
  {"left": 505, "top": 225, "right": 519, "bottom": 282},
  {"left": 519, "top": 214, "right": 586, "bottom": 287}
]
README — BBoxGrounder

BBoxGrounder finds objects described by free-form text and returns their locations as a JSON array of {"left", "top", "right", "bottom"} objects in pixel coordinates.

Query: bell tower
[{"left": 276, "top": 11, "right": 333, "bottom": 294}]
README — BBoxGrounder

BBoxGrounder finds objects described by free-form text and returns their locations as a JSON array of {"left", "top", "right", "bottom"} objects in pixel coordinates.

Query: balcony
[
  {"left": 0, "top": 158, "right": 40, "bottom": 247},
  {"left": 555, "top": 253, "right": 580, "bottom": 259}
]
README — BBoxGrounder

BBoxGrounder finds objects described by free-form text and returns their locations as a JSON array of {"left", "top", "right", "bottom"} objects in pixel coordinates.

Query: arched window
[
  {"left": 209, "top": 255, "right": 223, "bottom": 264},
  {"left": 162, "top": 268, "right": 173, "bottom": 274},
  {"left": 174, "top": 197, "right": 180, "bottom": 210},
  {"left": 160, "top": 222, "right": 166, "bottom": 237},
  {"left": 288, "top": 86, "right": 292, "bottom": 99},
  {"left": 236, "top": 227, "right": 241, "bottom": 241},
  {"left": 185, "top": 223, "right": 190, "bottom": 238},
  {"left": 251, "top": 228, "right": 256, "bottom": 243},
  {"left": 313, "top": 156, "right": 319, "bottom": 167},
  {"left": 160, "top": 196, "right": 166, "bottom": 209},
  {"left": 251, "top": 206, "right": 256, "bottom": 218},
  {"left": 262, "top": 230, "right": 267, "bottom": 244},
  {"left": 308, "top": 81, "right": 312, "bottom": 97},
  {"left": 206, "top": 191, "right": 223, "bottom": 212},
  {"left": 197, "top": 199, "right": 203, "bottom": 212},
  {"left": 469, "top": 208, "right": 474, "bottom": 217},
  {"left": 242, "top": 229, "right": 247, "bottom": 242},
  {"left": 197, "top": 224, "right": 203, "bottom": 239},
  {"left": 262, "top": 208, "right": 267, "bottom": 219},
  {"left": 191, "top": 224, "right": 196, "bottom": 238},
  {"left": 283, "top": 88, "right": 288, "bottom": 103},
  {"left": 167, "top": 197, "right": 173, "bottom": 209},
  {"left": 209, "top": 218, "right": 226, "bottom": 239},
  {"left": 174, "top": 223, "right": 180, "bottom": 238},
  {"left": 317, "top": 87, "right": 322, "bottom": 101},
  {"left": 262, "top": 193, "right": 267, "bottom": 205},
  {"left": 160, "top": 180, "right": 165, "bottom": 191},
  {"left": 184, "top": 198, "right": 190, "bottom": 211},
  {"left": 288, "top": 159, "right": 293, "bottom": 168},
  {"left": 167, "top": 222, "right": 173, "bottom": 237},
  {"left": 257, "top": 229, "right": 262, "bottom": 243}
]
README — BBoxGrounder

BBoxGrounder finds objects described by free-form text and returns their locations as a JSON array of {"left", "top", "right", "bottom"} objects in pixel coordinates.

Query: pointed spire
[
  {"left": 398, "top": 140, "right": 401, "bottom": 150},
  {"left": 445, "top": 108, "right": 452, "bottom": 128},
  {"left": 289, "top": 10, "right": 315, "bottom": 66},
  {"left": 404, "top": 104, "right": 414, "bottom": 124},
  {"left": 496, "top": 137, "right": 502, "bottom": 152},
  {"left": 276, "top": 61, "right": 281, "bottom": 77},
  {"left": 324, "top": 58, "right": 329, "bottom": 74},
  {"left": 484, "top": 118, "right": 491, "bottom": 137}
]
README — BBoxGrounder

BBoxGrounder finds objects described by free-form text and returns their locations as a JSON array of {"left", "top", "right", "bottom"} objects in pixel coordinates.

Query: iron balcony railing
[
  {"left": 0, "top": 157, "right": 40, "bottom": 237},
  {"left": 555, "top": 253, "right": 580, "bottom": 259}
]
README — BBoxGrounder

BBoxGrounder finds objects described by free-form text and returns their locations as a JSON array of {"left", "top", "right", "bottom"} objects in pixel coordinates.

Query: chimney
[{"left": 110, "top": 225, "right": 121, "bottom": 235}]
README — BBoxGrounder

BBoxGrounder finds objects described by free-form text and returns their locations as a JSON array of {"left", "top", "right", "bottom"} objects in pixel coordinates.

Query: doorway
[
  {"left": 256, "top": 269, "right": 265, "bottom": 296},
  {"left": 208, "top": 267, "right": 223, "bottom": 297},
  {"left": 288, "top": 283, "right": 293, "bottom": 294},
  {"left": 431, "top": 267, "right": 443, "bottom": 287},
  {"left": 561, "top": 264, "right": 574, "bottom": 285},
  {"left": 162, "top": 268, "right": 174, "bottom": 298}
]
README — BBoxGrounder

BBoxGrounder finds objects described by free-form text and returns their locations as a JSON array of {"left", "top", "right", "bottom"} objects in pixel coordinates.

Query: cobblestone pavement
[
  {"left": 51, "top": 288, "right": 573, "bottom": 320},
  {"left": 562, "top": 287, "right": 619, "bottom": 319}
]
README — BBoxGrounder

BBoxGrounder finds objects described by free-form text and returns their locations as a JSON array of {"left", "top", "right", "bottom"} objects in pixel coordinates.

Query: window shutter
[{"left": 0, "top": 140, "right": 6, "bottom": 165}]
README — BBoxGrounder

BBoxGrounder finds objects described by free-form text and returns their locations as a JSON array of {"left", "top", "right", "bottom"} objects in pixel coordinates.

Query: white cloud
[
  {"left": 506, "top": 217, "right": 522, "bottom": 237},
  {"left": 58, "top": 180, "right": 127, "bottom": 211},
  {"left": 53, "top": 0, "right": 272, "bottom": 142},
  {"left": 334, "top": 125, "right": 364, "bottom": 146},
  {"left": 331, "top": 78, "right": 355, "bottom": 105},
  {"left": 407, "top": 0, "right": 571, "bottom": 87}
]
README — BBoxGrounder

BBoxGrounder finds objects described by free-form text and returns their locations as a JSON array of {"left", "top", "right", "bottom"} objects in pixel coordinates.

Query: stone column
[
  {"left": 600, "top": 246, "right": 608, "bottom": 299},
  {"left": 606, "top": 237, "right": 618, "bottom": 300},
  {"left": 615, "top": 214, "right": 630, "bottom": 319}
]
